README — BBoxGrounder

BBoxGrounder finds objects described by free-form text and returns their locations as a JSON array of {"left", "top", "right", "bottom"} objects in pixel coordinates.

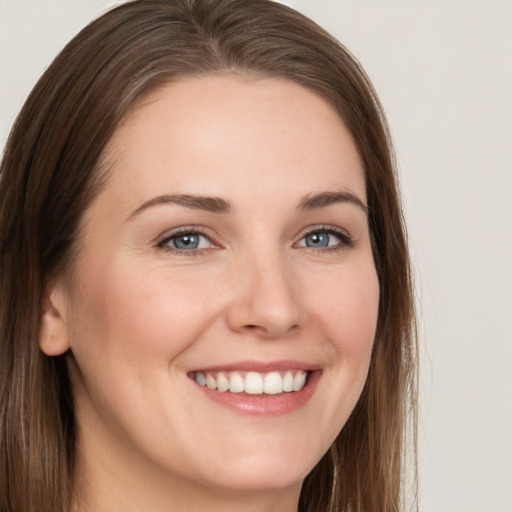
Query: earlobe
[{"left": 39, "top": 284, "right": 71, "bottom": 356}]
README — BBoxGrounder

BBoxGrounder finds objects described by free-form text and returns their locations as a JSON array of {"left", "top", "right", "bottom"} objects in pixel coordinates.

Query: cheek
[
  {"left": 292, "top": 260, "right": 379, "bottom": 450},
  {"left": 70, "top": 264, "right": 221, "bottom": 365},
  {"left": 65, "top": 260, "right": 224, "bottom": 446},
  {"left": 64, "top": 257, "right": 209, "bottom": 402},
  {"left": 308, "top": 261, "right": 380, "bottom": 355},
  {"left": 310, "top": 261, "right": 378, "bottom": 395}
]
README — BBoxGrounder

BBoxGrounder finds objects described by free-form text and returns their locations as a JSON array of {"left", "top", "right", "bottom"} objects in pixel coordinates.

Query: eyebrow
[
  {"left": 128, "top": 194, "right": 232, "bottom": 218},
  {"left": 298, "top": 191, "right": 368, "bottom": 215},
  {"left": 128, "top": 190, "right": 368, "bottom": 219}
]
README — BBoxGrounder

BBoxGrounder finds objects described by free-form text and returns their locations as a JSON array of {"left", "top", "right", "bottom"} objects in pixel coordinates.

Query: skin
[{"left": 40, "top": 75, "right": 380, "bottom": 512}]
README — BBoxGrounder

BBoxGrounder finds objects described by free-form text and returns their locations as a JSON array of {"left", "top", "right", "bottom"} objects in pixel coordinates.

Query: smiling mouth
[{"left": 189, "top": 369, "right": 310, "bottom": 396}]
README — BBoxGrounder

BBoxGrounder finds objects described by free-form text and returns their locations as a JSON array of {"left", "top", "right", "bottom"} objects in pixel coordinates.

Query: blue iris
[
  {"left": 305, "top": 232, "right": 330, "bottom": 248},
  {"left": 173, "top": 234, "right": 200, "bottom": 250}
]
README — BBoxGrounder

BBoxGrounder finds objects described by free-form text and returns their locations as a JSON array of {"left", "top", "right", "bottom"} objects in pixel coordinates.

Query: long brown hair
[{"left": 0, "top": 1, "right": 417, "bottom": 510}]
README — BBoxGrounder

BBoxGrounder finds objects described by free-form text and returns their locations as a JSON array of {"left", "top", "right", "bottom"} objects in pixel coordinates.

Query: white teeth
[
  {"left": 293, "top": 370, "right": 307, "bottom": 391},
  {"left": 195, "top": 372, "right": 206, "bottom": 387},
  {"left": 263, "top": 372, "right": 283, "bottom": 394},
  {"left": 245, "top": 372, "right": 264, "bottom": 394},
  {"left": 217, "top": 372, "right": 229, "bottom": 392},
  {"left": 206, "top": 374, "right": 217, "bottom": 390},
  {"left": 229, "top": 372, "right": 245, "bottom": 393},
  {"left": 193, "top": 369, "right": 309, "bottom": 395},
  {"left": 283, "top": 371, "right": 294, "bottom": 392}
]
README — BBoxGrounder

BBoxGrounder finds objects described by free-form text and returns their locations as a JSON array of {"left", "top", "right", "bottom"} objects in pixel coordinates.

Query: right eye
[{"left": 157, "top": 230, "right": 215, "bottom": 252}]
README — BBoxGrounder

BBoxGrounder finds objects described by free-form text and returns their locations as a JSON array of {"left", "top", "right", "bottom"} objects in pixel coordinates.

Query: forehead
[{"left": 99, "top": 74, "right": 365, "bottom": 211}]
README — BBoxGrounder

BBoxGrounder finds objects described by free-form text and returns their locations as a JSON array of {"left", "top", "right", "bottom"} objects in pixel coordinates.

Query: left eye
[
  {"left": 159, "top": 232, "right": 212, "bottom": 251},
  {"left": 297, "top": 231, "right": 343, "bottom": 249}
]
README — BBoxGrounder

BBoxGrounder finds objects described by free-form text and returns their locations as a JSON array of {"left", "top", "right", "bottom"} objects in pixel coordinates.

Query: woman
[{"left": 0, "top": 1, "right": 417, "bottom": 511}]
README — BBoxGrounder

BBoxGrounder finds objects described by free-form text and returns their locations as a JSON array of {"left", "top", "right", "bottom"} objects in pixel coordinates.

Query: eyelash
[{"left": 156, "top": 225, "right": 354, "bottom": 256}]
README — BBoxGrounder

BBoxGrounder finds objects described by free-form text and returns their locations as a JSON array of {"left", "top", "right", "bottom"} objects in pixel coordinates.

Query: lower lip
[{"left": 193, "top": 371, "right": 321, "bottom": 416}]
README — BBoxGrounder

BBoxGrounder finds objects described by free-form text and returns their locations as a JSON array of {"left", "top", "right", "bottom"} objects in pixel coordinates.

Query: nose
[{"left": 226, "top": 252, "right": 302, "bottom": 339}]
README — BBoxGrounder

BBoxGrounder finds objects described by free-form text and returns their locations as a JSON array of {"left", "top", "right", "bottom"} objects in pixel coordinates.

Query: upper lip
[{"left": 190, "top": 360, "right": 322, "bottom": 373}]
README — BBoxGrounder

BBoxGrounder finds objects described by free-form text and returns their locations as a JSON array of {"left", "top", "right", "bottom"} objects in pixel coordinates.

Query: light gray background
[{"left": 1, "top": 1, "right": 511, "bottom": 511}]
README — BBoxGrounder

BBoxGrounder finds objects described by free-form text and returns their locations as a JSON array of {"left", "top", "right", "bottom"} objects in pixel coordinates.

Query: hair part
[{"left": 0, "top": 1, "right": 417, "bottom": 511}]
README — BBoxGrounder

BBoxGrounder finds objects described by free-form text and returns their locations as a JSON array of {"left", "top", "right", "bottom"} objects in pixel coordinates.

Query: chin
[
  {"left": 204, "top": 464, "right": 309, "bottom": 494},
  {"left": 191, "top": 439, "right": 325, "bottom": 493}
]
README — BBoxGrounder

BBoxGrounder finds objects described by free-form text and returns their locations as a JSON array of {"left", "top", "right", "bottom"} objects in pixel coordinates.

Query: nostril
[
  {"left": 240, "top": 322, "right": 300, "bottom": 339},
  {"left": 241, "top": 324, "right": 265, "bottom": 334}
]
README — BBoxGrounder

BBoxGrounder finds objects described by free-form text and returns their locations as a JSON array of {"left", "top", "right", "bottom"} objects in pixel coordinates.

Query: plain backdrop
[{"left": 1, "top": 1, "right": 511, "bottom": 511}]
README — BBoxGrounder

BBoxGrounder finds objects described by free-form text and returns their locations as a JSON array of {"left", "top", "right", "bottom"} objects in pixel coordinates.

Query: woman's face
[{"left": 49, "top": 75, "right": 379, "bottom": 500}]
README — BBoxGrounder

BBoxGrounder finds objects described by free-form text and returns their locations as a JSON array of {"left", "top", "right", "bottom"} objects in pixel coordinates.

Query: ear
[{"left": 39, "top": 282, "right": 71, "bottom": 356}]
